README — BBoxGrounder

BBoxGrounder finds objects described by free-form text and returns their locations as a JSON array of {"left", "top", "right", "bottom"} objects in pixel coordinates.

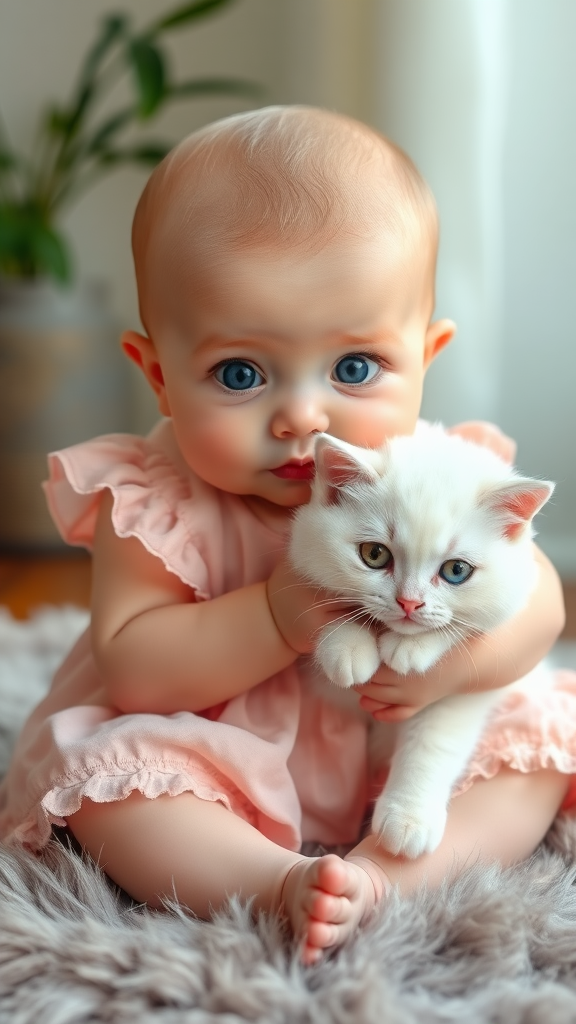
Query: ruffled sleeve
[{"left": 43, "top": 433, "right": 213, "bottom": 598}]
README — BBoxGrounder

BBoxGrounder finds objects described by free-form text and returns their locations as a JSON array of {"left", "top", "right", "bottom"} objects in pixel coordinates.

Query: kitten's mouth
[
  {"left": 270, "top": 461, "right": 315, "bottom": 481},
  {"left": 391, "top": 617, "right": 426, "bottom": 633}
]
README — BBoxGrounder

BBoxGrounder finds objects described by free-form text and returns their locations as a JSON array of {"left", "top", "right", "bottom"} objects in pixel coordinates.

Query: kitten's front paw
[
  {"left": 371, "top": 793, "right": 448, "bottom": 859},
  {"left": 316, "top": 623, "right": 380, "bottom": 689},
  {"left": 378, "top": 633, "right": 435, "bottom": 675}
]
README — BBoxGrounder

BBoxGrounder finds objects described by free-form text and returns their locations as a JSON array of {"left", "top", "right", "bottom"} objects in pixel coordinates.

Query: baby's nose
[{"left": 270, "top": 391, "right": 329, "bottom": 438}]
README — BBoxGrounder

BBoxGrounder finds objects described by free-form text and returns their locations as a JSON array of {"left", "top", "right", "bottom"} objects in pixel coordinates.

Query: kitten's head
[{"left": 289, "top": 429, "right": 553, "bottom": 640}]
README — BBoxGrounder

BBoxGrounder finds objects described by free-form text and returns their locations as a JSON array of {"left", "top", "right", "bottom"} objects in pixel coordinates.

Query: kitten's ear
[
  {"left": 483, "top": 477, "right": 554, "bottom": 540},
  {"left": 314, "top": 435, "right": 378, "bottom": 505}
]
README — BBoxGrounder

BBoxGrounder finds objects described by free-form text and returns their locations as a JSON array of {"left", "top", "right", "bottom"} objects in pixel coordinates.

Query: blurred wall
[
  {"left": 1, "top": 0, "right": 574, "bottom": 573},
  {"left": 370, "top": 0, "right": 576, "bottom": 574}
]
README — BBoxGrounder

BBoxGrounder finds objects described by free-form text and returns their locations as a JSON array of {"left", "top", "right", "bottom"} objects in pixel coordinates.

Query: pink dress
[{"left": 2, "top": 418, "right": 576, "bottom": 852}]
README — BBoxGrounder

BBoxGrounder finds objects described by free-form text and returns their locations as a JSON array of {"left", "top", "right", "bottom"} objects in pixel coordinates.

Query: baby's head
[
  {"left": 124, "top": 106, "right": 455, "bottom": 509},
  {"left": 132, "top": 105, "right": 438, "bottom": 335}
]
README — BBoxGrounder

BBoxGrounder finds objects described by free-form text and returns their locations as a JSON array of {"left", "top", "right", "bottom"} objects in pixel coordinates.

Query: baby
[{"left": 1, "top": 106, "right": 575, "bottom": 967}]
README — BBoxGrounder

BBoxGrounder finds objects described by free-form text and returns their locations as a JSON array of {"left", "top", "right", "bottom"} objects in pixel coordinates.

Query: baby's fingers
[
  {"left": 372, "top": 704, "right": 423, "bottom": 722},
  {"left": 357, "top": 694, "right": 422, "bottom": 722},
  {"left": 354, "top": 672, "right": 404, "bottom": 702}
]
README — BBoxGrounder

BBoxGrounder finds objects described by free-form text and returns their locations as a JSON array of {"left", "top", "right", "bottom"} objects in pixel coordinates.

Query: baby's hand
[
  {"left": 447, "top": 421, "right": 517, "bottom": 464},
  {"left": 267, "top": 557, "right": 358, "bottom": 655},
  {"left": 355, "top": 638, "right": 483, "bottom": 721}
]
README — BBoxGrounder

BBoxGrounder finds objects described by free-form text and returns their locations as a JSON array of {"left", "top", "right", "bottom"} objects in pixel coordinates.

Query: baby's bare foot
[{"left": 281, "top": 853, "right": 389, "bottom": 965}]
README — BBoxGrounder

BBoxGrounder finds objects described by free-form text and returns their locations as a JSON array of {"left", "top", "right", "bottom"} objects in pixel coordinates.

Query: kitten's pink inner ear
[
  {"left": 318, "top": 446, "right": 373, "bottom": 487},
  {"left": 496, "top": 485, "right": 552, "bottom": 539},
  {"left": 316, "top": 444, "right": 375, "bottom": 505}
]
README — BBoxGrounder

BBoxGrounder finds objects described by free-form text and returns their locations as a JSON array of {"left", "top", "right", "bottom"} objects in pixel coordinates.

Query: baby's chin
[
  {"left": 267, "top": 493, "right": 313, "bottom": 511},
  {"left": 260, "top": 478, "right": 314, "bottom": 508},
  {"left": 243, "top": 487, "right": 312, "bottom": 525}
]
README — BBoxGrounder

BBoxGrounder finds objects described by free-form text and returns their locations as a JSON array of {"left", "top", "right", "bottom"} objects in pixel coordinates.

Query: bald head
[{"left": 132, "top": 106, "right": 438, "bottom": 333}]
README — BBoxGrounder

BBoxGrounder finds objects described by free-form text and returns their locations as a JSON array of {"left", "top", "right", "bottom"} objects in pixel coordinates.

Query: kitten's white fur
[{"left": 290, "top": 426, "right": 554, "bottom": 859}]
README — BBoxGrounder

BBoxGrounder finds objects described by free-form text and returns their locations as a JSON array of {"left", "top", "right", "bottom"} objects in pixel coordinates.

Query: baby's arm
[
  {"left": 91, "top": 493, "right": 338, "bottom": 715},
  {"left": 357, "top": 544, "right": 565, "bottom": 722}
]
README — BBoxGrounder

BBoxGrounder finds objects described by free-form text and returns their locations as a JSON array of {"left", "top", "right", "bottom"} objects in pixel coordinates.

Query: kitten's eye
[
  {"left": 332, "top": 354, "right": 380, "bottom": 386},
  {"left": 214, "top": 360, "right": 264, "bottom": 391},
  {"left": 439, "top": 559, "right": 474, "bottom": 585},
  {"left": 359, "top": 543, "right": 392, "bottom": 569}
]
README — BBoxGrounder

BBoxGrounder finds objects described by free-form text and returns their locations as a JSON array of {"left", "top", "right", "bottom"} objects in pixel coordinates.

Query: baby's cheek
[
  {"left": 346, "top": 400, "right": 419, "bottom": 449},
  {"left": 191, "top": 414, "right": 250, "bottom": 477}
]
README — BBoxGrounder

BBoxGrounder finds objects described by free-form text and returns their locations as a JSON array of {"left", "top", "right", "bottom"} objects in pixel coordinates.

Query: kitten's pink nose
[{"left": 396, "top": 597, "right": 424, "bottom": 616}]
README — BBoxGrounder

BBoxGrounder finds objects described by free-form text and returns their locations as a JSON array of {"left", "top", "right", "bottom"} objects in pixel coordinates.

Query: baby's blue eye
[
  {"left": 215, "top": 361, "right": 263, "bottom": 391},
  {"left": 332, "top": 354, "right": 380, "bottom": 386},
  {"left": 439, "top": 559, "right": 474, "bottom": 585}
]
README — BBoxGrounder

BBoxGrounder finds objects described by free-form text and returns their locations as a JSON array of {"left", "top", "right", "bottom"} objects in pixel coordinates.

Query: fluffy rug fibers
[{"left": 2, "top": 607, "right": 576, "bottom": 1023}]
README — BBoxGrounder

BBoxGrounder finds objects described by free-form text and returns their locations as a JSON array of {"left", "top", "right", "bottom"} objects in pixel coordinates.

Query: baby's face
[{"left": 135, "top": 231, "right": 452, "bottom": 512}]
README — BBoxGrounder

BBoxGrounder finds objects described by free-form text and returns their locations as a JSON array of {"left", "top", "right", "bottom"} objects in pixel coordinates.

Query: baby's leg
[
  {"left": 68, "top": 792, "right": 301, "bottom": 917},
  {"left": 67, "top": 768, "right": 568, "bottom": 965},
  {"left": 349, "top": 766, "right": 570, "bottom": 893},
  {"left": 67, "top": 792, "right": 378, "bottom": 965},
  {"left": 290, "top": 768, "right": 569, "bottom": 961}
]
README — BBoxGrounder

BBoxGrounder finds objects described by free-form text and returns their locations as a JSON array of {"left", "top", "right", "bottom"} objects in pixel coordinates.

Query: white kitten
[{"left": 289, "top": 427, "right": 553, "bottom": 859}]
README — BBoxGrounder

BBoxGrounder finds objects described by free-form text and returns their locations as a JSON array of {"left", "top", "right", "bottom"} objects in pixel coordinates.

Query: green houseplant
[
  {"left": 0, "top": 0, "right": 260, "bottom": 548},
  {"left": 0, "top": 0, "right": 259, "bottom": 282}
]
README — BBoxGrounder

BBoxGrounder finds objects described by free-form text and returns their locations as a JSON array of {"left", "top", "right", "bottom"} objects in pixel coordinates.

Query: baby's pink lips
[{"left": 270, "top": 460, "right": 316, "bottom": 481}]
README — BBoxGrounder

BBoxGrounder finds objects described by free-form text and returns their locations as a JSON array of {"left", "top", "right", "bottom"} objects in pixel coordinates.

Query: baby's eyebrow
[
  {"left": 195, "top": 333, "right": 255, "bottom": 356},
  {"left": 340, "top": 331, "right": 403, "bottom": 349},
  {"left": 194, "top": 329, "right": 404, "bottom": 358},
  {"left": 195, "top": 331, "right": 303, "bottom": 354}
]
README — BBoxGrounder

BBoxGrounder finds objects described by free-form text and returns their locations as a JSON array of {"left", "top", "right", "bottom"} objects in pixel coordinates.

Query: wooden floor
[
  {"left": 1, "top": 553, "right": 576, "bottom": 639},
  {"left": 0, "top": 553, "right": 92, "bottom": 621}
]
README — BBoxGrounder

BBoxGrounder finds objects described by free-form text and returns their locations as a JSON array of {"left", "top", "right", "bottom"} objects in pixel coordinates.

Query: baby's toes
[
  {"left": 305, "top": 888, "right": 350, "bottom": 925},
  {"left": 305, "top": 888, "right": 338, "bottom": 922},
  {"left": 286, "top": 855, "right": 379, "bottom": 965},
  {"left": 314, "top": 854, "right": 355, "bottom": 898},
  {"left": 301, "top": 942, "right": 325, "bottom": 966},
  {"left": 306, "top": 918, "right": 340, "bottom": 952}
]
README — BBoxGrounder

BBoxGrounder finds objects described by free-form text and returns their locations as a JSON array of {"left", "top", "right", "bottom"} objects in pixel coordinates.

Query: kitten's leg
[
  {"left": 354, "top": 766, "right": 569, "bottom": 890},
  {"left": 372, "top": 690, "right": 502, "bottom": 858},
  {"left": 378, "top": 630, "right": 452, "bottom": 676},
  {"left": 316, "top": 621, "right": 381, "bottom": 688}
]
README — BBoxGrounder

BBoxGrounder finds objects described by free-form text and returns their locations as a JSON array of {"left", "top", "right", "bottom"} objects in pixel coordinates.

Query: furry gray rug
[{"left": 2, "top": 607, "right": 576, "bottom": 1023}]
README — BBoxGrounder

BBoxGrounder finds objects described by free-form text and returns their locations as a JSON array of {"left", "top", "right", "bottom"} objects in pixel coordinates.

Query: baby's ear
[
  {"left": 424, "top": 318, "right": 457, "bottom": 368},
  {"left": 482, "top": 477, "right": 554, "bottom": 540},
  {"left": 314, "top": 435, "right": 377, "bottom": 505},
  {"left": 121, "top": 331, "right": 170, "bottom": 417}
]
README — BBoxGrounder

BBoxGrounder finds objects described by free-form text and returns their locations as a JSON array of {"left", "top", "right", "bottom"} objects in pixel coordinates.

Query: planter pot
[{"left": 0, "top": 278, "right": 129, "bottom": 549}]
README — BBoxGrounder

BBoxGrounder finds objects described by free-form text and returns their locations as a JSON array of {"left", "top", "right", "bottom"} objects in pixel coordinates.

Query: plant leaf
[
  {"left": 0, "top": 205, "right": 71, "bottom": 281},
  {"left": 79, "top": 14, "right": 128, "bottom": 88},
  {"left": 0, "top": 206, "right": 36, "bottom": 269},
  {"left": 167, "top": 76, "right": 263, "bottom": 98},
  {"left": 46, "top": 106, "right": 72, "bottom": 138},
  {"left": 60, "top": 17, "right": 130, "bottom": 142},
  {"left": 149, "top": 0, "right": 235, "bottom": 34},
  {"left": 44, "top": 92, "right": 94, "bottom": 142},
  {"left": 0, "top": 207, "right": 21, "bottom": 254},
  {"left": 31, "top": 223, "right": 71, "bottom": 282},
  {"left": 85, "top": 107, "right": 136, "bottom": 154},
  {"left": 97, "top": 142, "right": 171, "bottom": 166},
  {"left": 0, "top": 150, "right": 16, "bottom": 171},
  {"left": 127, "top": 39, "right": 166, "bottom": 118}
]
